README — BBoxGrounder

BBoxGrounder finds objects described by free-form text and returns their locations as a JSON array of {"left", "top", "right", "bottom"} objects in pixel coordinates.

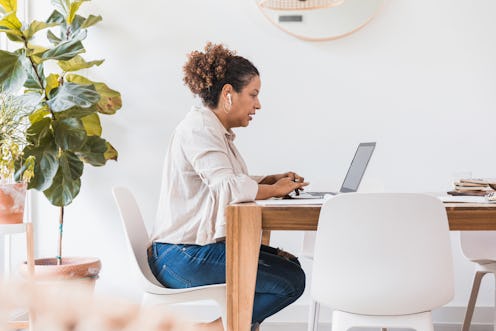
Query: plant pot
[
  {"left": 21, "top": 257, "right": 102, "bottom": 289},
  {"left": 0, "top": 183, "right": 27, "bottom": 224}
]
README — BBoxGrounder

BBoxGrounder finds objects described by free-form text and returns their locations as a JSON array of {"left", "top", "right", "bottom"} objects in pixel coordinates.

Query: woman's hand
[
  {"left": 260, "top": 171, "right": 305, "bottom": 185},
  {"left": 256, "top": 171, "right": 308, "bottom": 199},
  {"left": 271, "top": 176, "right": 308, "bottom": 197}
]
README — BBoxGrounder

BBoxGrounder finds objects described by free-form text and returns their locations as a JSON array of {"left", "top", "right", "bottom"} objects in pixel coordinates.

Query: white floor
[{"left": 260, "top": 323, "right": 493, "bottom": 331}]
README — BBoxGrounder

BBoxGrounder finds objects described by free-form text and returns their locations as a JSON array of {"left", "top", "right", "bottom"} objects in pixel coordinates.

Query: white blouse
[{"left": 151, "top": 105, "right": 264, "bottom": 245}]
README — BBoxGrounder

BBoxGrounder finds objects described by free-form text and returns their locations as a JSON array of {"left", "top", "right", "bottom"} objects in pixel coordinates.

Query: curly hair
[{"left": 183, "top": 42, "right": 259, "bottom": 109}]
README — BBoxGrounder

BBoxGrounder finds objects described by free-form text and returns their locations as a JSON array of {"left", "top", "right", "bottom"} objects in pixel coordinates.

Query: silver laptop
[{"left": 289, "top": 142, "right": 376, "bottom": 199}]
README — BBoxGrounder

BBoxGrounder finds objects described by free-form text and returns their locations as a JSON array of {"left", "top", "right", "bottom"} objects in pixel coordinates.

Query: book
[
  {"left": 454, "top": 185, "right": 491, "bottom": 192},
  {"left": 447, "top": 190, "right": 489, "bottom": 196},
  {"left": 454, "top": 181, "right": 487, "bottom": 187},
  {"left": 460, "top": 178, "right": 496, "bottom": 186}
]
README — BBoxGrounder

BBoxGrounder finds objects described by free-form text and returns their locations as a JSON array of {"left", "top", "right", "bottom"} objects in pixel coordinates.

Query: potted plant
[
  {"left": 0, "top": 0, "right": 122, "bottom": 281},
  {"left": 0, "top": 92, "right": 34, "bottom": 224}
]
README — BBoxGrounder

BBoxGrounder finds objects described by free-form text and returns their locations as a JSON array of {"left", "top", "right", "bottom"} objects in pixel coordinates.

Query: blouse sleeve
[{"left": 181, "top": 126, "right": 258, "bottom": 204}]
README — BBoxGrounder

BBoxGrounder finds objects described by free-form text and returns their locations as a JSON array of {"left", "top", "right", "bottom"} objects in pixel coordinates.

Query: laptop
[{"left": 289, "top": 142, "right": 376, "bottom": 199}]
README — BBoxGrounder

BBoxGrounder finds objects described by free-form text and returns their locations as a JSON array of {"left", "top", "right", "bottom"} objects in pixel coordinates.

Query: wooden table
[{"left": 225, "top": 202, "right": 496, "bottom": 331}]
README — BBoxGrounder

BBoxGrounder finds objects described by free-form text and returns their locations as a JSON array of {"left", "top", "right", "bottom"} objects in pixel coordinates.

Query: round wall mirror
[{"left": 256, "top": 0, "right": 384, "bottom": 41}]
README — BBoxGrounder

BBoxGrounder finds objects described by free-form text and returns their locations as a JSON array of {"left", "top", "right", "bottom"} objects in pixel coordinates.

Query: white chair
[
  {"left": 304, "top": 179, "right": 385, "bottom": 331},
  {"left": 460, "top": 231, "right": 496, "bottom": 331},
  {"left": 0, "top": 223, "right": 34, "bottom": 330},
  {"left": 311, "top": 193, "right": 454, "bottom": 331},
  {"left": 112, "top": 187, "right": 227, "bottom": 330}
]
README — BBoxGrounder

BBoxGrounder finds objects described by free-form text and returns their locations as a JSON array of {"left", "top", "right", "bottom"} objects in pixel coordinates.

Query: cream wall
[{"left": 14, "top": 0, "right": 496, "bottom": 325}]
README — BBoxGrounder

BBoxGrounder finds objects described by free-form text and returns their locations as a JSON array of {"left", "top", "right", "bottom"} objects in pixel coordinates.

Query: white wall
[{"left": 20, "top": 0, "right": 496, "bottom": 325}]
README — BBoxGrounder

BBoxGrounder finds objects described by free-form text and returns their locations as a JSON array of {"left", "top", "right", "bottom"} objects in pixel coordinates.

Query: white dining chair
[
  {"left": 311, "top": 193, "right": 454, "bottom": 331},
  {"left": 112, "top": 187, "right": 227, "bottom": 330},
  {"left": 460, "top": 231, "right": 496, "bottom": 331},
  {"left": 303, "top": 179, "right": 385, "bottom": 331}
]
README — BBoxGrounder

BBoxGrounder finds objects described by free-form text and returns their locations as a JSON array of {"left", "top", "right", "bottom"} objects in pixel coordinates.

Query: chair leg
[
  {"left": 463, "top": 271, "right": 489, "bottom": 331},
  {"left": 307, "top": 300, "right": 320, "bottom": 331},
  {"left": 494, "top": 275, "right": 496, "bottom": 331}
]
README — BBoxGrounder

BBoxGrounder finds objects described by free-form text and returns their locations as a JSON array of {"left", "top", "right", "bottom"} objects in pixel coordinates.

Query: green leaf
[
  {"left": 70, "top": 14, "right": 84, "bottom": 32},
  {"left": 23, "top": 20, "right": 57, "bottom": 40},
  {"left": 80, "top": 113, "right": 101, "bottom": 136},
  {"left": 47, "top": 29, "right": 61, "bottom": 45},
  {"left": 29, "top": 106, "right": 50, "bottom": 123},
  {"left": 53, "top": 117, "right": 87, "bottom": 150},
  {"left": 50, "top": 0, "right": 70, "bottom": 18},
  {"left": 47, "top": 82, "right": 100, "bottom": 112},
  {"left": 27, "top": 45, "right": 48, "bottom": 65},
  {"left": 45, "top": 73, "right": 60, "bottom": 97},
  {"left": 58, "top": 55, "right": 103, "bottom": 72},
  {"left": 65, "top": 74, "right": 122, "bottom": 114},
  {"left": 23, "top": 61, "right": 44, "bottom": 90},
  {"left": 55, "top": 105, "right": 96, "bottom": 119},
  {"left": 0, "top": 49, "right": 28, "bottom": 92},
  {"left": 0, "top": 11, "right": 20, "bottom": 28},
  {"left": 76, "top": 135, "right": 107, "bottom": 166},
  {"left": 0, "top": 0, "right": 17, "bottom": 12},
  {"left": 68, "top": 0, "right": 89, "bottom": 24},
  {"left": 17, "top": 92, "right": 42, "bottom": 111},
  {"left": 27, "top": 117, "right": 52, "bottom": 145},
  {"left": 95, "top": 83, "right": 122, "bottom": 114},
  {"left": 41, "top": 38, "right": 85, "bottom": 61},
  {"left": 46, "top": 10, "right": 65, "bottom": 25},
  {"left": 22, "top": 139, "right": 59, "bottom": 191},
  {"left": 43, "top": 151, "right": 83, "bottom": 206},
  {"left": 25, "top": 45, "right": 47, "bottom": 57},
  {"left": 60, "top": 150, "right": 84, "bottom": 180},
  {"left": 104, "top": 142, "right": 118, "bottom": 161},
  {"left": 81, "top": 14, "right": 102, "bottom": 29},
  {"left": 0, "top": 11, "right": 23, "bottom": 41}
]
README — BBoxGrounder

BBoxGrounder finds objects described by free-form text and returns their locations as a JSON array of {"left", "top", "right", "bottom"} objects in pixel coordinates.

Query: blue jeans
[{"left": 148, "top": 242, "right": 306, "bottom": 324}]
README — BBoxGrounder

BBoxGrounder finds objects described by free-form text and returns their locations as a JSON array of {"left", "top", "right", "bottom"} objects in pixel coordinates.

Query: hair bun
[{"left": 183, "top": 42, "right": 236, "bottom": 95}]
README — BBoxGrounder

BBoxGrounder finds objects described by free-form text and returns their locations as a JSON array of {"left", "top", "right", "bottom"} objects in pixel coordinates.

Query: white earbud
[{"left": 227, "top": 93, "right": 232, "bottom": 106}]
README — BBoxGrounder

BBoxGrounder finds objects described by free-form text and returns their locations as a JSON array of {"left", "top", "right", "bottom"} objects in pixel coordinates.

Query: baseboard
[{"left": 169, "top": 303, "right": 494, "bottom": 328}]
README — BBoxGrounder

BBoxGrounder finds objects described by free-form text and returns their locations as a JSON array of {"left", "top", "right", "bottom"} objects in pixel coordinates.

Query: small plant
[
  {"left": 0, "top": 92, "right": 34, "bottom": 184},
  {"left": 0, "top": 0, "right": 122, "bottom": 264}
]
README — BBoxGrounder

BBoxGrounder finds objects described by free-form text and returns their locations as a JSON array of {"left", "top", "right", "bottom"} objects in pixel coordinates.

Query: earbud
[{"left": 227, "top": 93, "right": 232, "bottom": 106}]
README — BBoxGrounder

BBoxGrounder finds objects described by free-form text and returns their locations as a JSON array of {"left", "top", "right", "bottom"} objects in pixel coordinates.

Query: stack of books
[{"left": 449, "top": 178, "right": 496, "bottom": 196}]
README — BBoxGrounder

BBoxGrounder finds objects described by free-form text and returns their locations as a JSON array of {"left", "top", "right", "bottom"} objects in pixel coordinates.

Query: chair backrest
[
  {"left": 112, "top": 187, "right": 163, "bottom": 288},
  {"left": 311, "top": 193, "right": 454, "bottom": 316},
  {"left": 460, "top": 231, "right": 496, "bottom": 261}
]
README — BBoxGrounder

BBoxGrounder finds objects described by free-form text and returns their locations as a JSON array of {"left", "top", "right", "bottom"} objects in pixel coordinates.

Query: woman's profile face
[{"left": 228, "top": 75, "right": 261, "bottom": 128}]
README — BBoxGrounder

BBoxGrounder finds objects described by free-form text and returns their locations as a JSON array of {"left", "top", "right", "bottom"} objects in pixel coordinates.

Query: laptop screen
[{"left": 339, "top": 142, "right": 376, "bottom": 193}]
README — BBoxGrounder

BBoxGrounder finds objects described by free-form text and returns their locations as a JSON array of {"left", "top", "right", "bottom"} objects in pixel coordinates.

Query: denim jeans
[{"left": 148, "top": 242, "right": 306, "bottom": 324}]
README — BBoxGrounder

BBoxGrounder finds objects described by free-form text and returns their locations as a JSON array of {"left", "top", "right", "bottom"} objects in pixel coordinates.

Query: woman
[{"left": 149, "top": 42, "right": 308, "bottom": 331}]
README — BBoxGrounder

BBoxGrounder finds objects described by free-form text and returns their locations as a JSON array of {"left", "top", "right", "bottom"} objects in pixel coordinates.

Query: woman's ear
[{"left": 221, "top": 84, "right": 233, "bottom": 100}]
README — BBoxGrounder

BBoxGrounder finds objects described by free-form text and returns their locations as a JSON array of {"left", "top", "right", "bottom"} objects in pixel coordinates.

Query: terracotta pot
[
  {"left": 21, "top": 257, "right": 102, "bottom": 289},
  {"left": 0, "top": 182, "right": 27, "bottom": 224}
]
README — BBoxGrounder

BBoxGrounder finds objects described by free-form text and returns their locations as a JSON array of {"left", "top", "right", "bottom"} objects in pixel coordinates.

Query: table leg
[
  {"left": 226, "top": 205, "right": 262, "bottom": 331},
  {"left": 261, "top": 230, "right": 271, "bottom": 246}
]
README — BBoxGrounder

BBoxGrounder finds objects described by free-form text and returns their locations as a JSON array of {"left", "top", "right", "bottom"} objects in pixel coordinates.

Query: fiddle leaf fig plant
[{"left": 0, "top": 0, "right": 122, "bottom": 264}]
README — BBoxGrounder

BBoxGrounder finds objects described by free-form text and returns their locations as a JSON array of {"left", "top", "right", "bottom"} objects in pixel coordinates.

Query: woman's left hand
[
  {"left": 263, "top": 171, "right": 304, "bottom": 185},
  {"left": 280, "top": 171, "right": 304, "bottom": 184}
]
